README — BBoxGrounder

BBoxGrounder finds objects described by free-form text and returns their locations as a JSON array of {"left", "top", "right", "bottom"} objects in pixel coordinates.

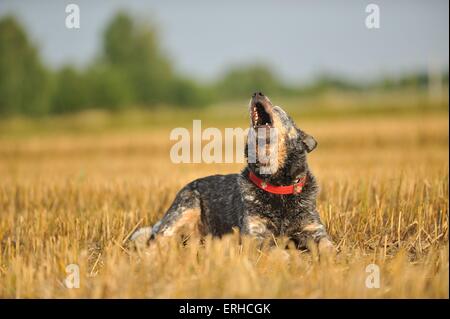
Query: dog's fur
[{"left": 132, "top": 93, "right": 333, "bottom": 253}]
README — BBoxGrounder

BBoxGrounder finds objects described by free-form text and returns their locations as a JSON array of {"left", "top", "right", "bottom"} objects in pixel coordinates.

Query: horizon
[{"left": 0, "top": 0, "right": 449, "bottom": 84}]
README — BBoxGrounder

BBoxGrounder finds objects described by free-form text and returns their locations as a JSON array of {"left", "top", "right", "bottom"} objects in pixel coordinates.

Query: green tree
[
  {"left": 85, "top": 64, "right": 133, "bottom": 110},
  {"left": 169, "top": 77, "right": 213, "bottom": 108},
  {"left": 216, "top": 64, "right": 282, "bottom": 99},
  {"left": 0, "top": 16, "right": 51, "bottom": 116},
  {"left": 51, "top": 66, "right": 89, "bottom": 114},
  {"left": 102, "top": 12, "right": 173, "bottom": 106}
]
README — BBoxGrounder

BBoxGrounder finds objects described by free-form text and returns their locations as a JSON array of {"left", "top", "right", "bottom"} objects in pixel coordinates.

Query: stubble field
[{"left": 0, "top": 94, "right": 448, "bottom": 298}]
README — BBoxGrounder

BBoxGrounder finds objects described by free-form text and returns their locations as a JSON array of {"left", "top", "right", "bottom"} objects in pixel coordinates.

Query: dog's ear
[{"left": 302, "top": 133, "right": 317, "bottom": 153}]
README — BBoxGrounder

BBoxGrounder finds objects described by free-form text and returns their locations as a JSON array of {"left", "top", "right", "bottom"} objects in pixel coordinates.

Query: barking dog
[{"left": 131, "top": 92, "right": 333, "bottom": 254}]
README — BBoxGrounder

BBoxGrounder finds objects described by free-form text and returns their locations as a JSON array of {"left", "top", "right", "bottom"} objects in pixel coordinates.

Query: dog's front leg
[
  {"left": 243, "top": 214, "right": 279, "bottom": 250},
  {"left": 292, "top": 216, "right": 335, "bottom": 256}
]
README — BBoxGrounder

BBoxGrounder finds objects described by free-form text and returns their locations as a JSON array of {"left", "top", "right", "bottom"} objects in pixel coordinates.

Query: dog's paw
[
  {"left": 318, "top": 238, "right": 336, "bottom": 258},
  {"left": 129, "top": 227, "right": 152, "bottom": 249},
  {"left": 130, "top": 226, "right": 152, "bottom": 241}
]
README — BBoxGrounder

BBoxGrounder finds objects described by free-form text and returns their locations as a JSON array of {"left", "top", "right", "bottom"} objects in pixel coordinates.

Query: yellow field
[{"left": 0, "top": 101, "right": 448, "bottom": 298}]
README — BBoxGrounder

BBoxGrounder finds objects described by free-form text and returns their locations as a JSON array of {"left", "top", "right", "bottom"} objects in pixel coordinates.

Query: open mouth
[{"left": 251, "top": 101, "right": 273, "bottom": 129}]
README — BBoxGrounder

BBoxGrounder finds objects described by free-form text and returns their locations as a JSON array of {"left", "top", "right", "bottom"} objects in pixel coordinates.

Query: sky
[{"left": 0, "top": 0, "right": 448, "bottom": 83}]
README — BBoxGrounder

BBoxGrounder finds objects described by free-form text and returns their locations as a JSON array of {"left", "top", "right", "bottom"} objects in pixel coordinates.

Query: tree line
[{"left": 0, "top": 12, "right": 447, "bottom": 116}]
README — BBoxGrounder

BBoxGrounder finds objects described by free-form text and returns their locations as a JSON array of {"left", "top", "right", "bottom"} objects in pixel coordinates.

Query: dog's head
[{"left": 246, "top": 92, "right": 317, "bottom": 181}]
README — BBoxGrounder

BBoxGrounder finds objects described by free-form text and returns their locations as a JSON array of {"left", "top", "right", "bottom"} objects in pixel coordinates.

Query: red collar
[{"left": 248, "top": 171, "right": 307, "bottom": 195}]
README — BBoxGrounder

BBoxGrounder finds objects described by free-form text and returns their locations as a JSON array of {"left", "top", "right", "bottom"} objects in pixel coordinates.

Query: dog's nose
[{"left": 252, "top": 92, "right": 264, "bottom": 98}]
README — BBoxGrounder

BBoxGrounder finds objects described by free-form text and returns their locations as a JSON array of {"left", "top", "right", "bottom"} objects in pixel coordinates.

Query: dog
[{"left": 131, "top": 92, "right": 334, "bottom": 254}]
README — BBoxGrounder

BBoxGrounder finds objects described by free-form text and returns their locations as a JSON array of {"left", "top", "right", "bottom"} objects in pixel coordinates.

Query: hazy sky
[{"left": 1, "top": 0, "right": 448, "bottom": 83}]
